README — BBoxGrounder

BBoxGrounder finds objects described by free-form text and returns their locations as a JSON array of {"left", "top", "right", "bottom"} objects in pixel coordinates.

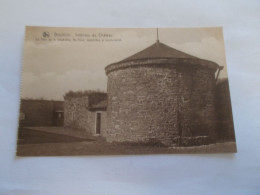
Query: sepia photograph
[{"left": 17, "top": 26, "right": 237, "bottom": 156}]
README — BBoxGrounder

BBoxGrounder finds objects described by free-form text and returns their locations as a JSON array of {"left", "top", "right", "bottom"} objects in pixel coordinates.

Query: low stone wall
[
  {"left": 179, "top": 136, "right": 214, "bottom": 146},
  {"left": 111, "top": 136, "right": 213, "bottom": 147}
]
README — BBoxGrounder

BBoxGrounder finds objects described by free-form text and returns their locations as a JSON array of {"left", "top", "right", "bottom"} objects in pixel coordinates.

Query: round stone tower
[{"left": 104, "top": 40, "right": 220, "bottom": 146}]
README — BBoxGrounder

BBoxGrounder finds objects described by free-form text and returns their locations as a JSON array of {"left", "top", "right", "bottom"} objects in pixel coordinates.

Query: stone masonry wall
[
  {"left": 100, "top": 111, "right": 107, "bottom": 136},
  {"left": 215, "top": 78, "right": 236, "bottom": 141},
  {"left": 64, "top": 96, "right": 92, "bottom": 134},
  {"left": 105, "top": 64, "right": 217, "bottom": 146},
  {"left": 64, "top": 96, "right": 107, "bottom": 136}
]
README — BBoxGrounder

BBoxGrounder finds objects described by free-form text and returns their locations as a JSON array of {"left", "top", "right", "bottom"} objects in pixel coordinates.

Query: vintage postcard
[{"left": 17, "top": 26, "right": 236, "bottom": 156}]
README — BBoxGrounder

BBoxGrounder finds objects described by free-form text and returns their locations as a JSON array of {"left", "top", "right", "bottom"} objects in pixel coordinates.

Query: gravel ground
[{"left": 16, "top": 127, "right": 237, "bottom": 156}]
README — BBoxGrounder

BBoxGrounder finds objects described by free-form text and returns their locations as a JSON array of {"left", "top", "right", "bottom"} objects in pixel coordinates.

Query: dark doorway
[
  {"left": 53, "top": 111, "right": 64, "bottom": 126},
  {"left": 96, "top": 113, "right": 101, "bottom": 134}
]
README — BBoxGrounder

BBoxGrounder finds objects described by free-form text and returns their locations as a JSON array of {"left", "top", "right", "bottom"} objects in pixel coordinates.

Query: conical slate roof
[
  {"left": 119, "top": 40, "right": 197, "bottom": 63},
  {"left": 105, "top": 40, "right": 219, "bottom": 75}
]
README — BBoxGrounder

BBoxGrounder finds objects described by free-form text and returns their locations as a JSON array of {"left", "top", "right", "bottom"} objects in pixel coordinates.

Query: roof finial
[{"left": 157, "top": 28, "right": 159, "bottom": 42}]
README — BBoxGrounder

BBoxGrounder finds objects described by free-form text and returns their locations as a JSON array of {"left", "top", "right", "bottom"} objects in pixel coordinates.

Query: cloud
[
  {"left": 21, "top": 27, "right": 228, "bottom": 100},
  {"left": 21, "top": 70, "right": 107, "bottom": 100},
  {"left": 169, "top": 36, "right": 228, "bottom": 78}
]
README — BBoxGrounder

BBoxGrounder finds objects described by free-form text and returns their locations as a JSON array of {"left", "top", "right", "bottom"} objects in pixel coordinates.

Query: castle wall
[
  {"left": 64, "top": 96, "right": 91, "bottom": 134},
  {"left": 215, "top": 78, "right": 236, "bottom": 141},
  {"left": 100, "top": 112, "right": 107, "bottom": 136},
  {"left": 105, "top": 63, "right": 217, "bottom": 146},
  {"left": 64, "top": 96, "right": 107, "bottom": 136},
  {"left": 19, "top": 100, "right": 64, "bottom": 127}
]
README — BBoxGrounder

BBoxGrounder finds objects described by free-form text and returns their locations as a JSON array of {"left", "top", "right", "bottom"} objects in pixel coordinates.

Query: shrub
[{"left": 63, "top": 90, "right": 106, "bottom": 100}]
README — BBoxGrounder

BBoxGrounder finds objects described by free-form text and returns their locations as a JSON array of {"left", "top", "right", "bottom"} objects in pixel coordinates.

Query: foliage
[{"left": 63, "top": 89, "right": 106, "bottom": 100}]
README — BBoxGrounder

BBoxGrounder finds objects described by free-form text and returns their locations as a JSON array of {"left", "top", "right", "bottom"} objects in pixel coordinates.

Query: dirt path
[
  {"left": 24, "top": 126, "right": 91, "bottom": 139},
  {"left": 17, "top": 140, "right": 237, "bottom": 156}
]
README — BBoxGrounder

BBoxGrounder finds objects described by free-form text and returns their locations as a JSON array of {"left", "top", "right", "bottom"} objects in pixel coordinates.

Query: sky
[{"left": 21, "top": 27, "right": 228, "bottom": 100}]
